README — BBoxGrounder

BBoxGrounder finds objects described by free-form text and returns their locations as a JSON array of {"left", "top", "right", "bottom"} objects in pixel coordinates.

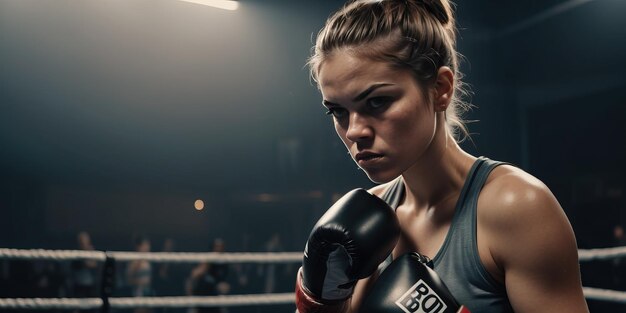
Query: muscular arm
[{"left": 482, "top": 173, "right": 588, "bottom": 313}]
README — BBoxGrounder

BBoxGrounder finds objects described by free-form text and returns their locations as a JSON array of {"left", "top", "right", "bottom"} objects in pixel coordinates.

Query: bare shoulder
[
  {"left": 477, "top": 166, "right": 587, "bottom": 311},
  {"left": 478, "top": 164, "right": 566, "bottom": 230},
  {"left": 478, "top": 165, "right": 587, "bottom": 312},
  {"left": 476, "top": 164, "right": 577, "bottom": 271}
]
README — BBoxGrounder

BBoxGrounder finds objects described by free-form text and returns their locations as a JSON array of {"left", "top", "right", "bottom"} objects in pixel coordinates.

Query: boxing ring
[{"left": 0, "top": 247, "right": 625, "bottom": 310}]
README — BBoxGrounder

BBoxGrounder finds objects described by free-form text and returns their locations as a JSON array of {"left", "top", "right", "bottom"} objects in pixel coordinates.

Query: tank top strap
[
  {"left": 379, "top": 176, "right": 404, "bottom": 210},
  {"left": 463, "top": 156, "right": 510, "bottom": 206},
  {"left": 377, "top": 176, "right": 404, "bottom": 272},
  {"left": 432, "top": 157, "right": 514, "bottom": 312},
  {"left": 434, "top": 156, "right": 508, "bottom": 261},
  {"left": 451, "top": 157, "right": 487, "bottom": 215}
]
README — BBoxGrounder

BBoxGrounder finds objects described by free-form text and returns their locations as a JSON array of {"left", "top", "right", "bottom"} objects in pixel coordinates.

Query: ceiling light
[{"left": 178, "top": 0, "right": 238, "bottom": 11}]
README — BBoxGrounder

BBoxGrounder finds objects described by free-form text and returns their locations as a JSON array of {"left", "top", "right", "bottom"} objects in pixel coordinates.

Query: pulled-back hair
[{"left": 308, "top": 0, "right": 471, "bottom": 141}]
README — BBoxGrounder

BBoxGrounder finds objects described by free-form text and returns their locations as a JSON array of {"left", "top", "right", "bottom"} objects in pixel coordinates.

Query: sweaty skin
[{"left": 317, "top": 49, "right": 588, "bottom": 313}]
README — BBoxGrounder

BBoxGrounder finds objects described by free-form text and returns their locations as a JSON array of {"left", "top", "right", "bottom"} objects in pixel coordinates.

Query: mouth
[{"left": 354, "top": 151, "right": 384, "bottom": 165}]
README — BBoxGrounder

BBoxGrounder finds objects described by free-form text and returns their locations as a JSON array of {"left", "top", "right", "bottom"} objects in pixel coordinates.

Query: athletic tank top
[{"left": 379, "top": 157, "right": 514, "bottom": 313}]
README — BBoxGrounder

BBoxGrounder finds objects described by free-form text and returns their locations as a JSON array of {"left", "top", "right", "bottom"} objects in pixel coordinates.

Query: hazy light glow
[
  {"left": 194, "top": 199, "right": 205, "bottom": 211},
  {"left": 497, "top": 0, "right": 594, "bottom": 38},
  {"left": 178, "top": 0, "right": 238, "bottom": 11},
  {"left": 257, "top": 193, "right": 276, "bottom": 203}
]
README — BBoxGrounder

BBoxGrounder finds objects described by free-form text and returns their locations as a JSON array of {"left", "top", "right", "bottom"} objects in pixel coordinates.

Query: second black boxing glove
[{"left": 360, "top": 252, "right": 471, "bottom": 313}]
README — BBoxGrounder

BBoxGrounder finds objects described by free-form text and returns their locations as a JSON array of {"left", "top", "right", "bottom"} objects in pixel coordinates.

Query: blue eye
[
  {"left": 325, "top": 108, "right": 348, "bottom": 119},
  {"left": 367, "top": 97, "right": 391, "bottom": 110}
]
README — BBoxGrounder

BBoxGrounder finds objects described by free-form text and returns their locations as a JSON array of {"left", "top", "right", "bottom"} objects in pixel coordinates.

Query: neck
[{"left": 401, "top": 113, "right": 475, "bottom": 210}]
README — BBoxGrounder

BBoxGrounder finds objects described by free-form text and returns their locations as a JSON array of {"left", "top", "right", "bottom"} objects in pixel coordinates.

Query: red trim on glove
[
  {"left": 457, "top": 305, "right": 472, "bottom": 313},
  {"left": 295, "top": 268, "right": 350, "bottom": 313}
]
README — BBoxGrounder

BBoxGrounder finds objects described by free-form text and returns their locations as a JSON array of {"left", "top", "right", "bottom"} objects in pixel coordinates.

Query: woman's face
[{"left": 318, "top": 50, "right": 438, "bottom": 183}]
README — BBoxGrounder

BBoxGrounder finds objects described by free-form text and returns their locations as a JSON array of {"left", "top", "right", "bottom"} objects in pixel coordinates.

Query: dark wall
[
  {"left": 0, "top": 0, "right": 355, "bottom": 250},
  {"left": 1, "top": 0, "right": 624, "bottom": 246}
]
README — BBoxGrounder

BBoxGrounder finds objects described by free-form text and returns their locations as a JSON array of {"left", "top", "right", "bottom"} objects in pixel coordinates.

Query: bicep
[
  {"left": 504, "top": 223, "right": 586, "bottom": 312},
  {"left": 493, "top": 187, "right": 588, "bottom": 312}
]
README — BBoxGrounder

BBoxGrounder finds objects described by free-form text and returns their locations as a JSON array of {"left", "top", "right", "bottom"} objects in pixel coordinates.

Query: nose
[{"left": 345, "top": 112, "right": 373, "bottom": 143}]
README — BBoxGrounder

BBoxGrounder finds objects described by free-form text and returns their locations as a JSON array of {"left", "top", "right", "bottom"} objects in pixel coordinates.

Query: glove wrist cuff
[
  {"left": 295, "top": 268, "right": 350, "bottom": 313},
  {"left": 457, "top": 305, "right": 472, "bottom": 313}
]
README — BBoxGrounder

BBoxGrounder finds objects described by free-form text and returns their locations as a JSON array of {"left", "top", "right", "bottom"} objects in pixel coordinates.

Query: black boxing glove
[
  {"left": 360, "top": 252, "right": 471, "bottom": 313},
  {"left": 298, "top": 188, "right": 400, "bottom": 306}
]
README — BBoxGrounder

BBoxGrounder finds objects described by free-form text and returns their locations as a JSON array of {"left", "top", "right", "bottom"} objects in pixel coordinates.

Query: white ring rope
[
  {"left": 578, "top": 246, "right": 626, "bottom": 262},
  {"left": 0, "top": 249, "right": 106, "bottom": 261},
  {"left": 0, "top": 294, "right": 295, "bottom": 309},
  {"left": 583, "top": 287, "right": 626, "bottom": 303},
  {"left": 0, "top": 298, "right": 102, "bottom": 310},
  {"left": 0, "top": 248, "right": 302, "bottom": 263},
  {"left": 1, "top": 247, "right": 626, "bottom": 309},
  {"left": 0, "top": 289, "right": 625, "bottom": 309},
  {"left": 2, "top": 247, "right": 626, "bottom": 263}
]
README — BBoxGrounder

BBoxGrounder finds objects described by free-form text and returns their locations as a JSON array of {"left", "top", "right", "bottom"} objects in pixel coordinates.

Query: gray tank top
[{"left": 379, "top": 157, "right": 514, "bottom": 313}]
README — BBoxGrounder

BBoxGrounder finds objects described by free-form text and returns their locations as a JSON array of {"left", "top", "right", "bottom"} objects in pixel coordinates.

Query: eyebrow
[
  {"left": 353, "top": 83, "right": 393, "bottom": 102},
  {"left": 322, "top": 83, "right": 394, "bottom": 106}
]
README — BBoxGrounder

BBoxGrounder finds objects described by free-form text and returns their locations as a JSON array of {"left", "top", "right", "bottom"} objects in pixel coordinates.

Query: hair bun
[{"left": 410, "top": 0, "right": 450, "bottom": 25}]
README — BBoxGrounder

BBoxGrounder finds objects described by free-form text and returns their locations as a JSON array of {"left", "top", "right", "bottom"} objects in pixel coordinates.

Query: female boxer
[{"left": 295, "top": 1, "right": 589, "bottom": 312}]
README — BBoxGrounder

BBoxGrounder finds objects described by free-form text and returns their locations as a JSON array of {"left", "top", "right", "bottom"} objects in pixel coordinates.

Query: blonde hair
[{"left": 308, "top": 0, "right": 471, "bottom": 141}]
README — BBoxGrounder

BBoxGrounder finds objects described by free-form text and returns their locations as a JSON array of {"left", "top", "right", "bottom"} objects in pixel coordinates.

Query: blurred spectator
[
  {"left": 186, "top": 238, "right": 229, "bottom": 313},
  {"left": 263, "top": 233, "right": 283, "bottom": 294},
  {"left": 70, "top": 232, "right": 99, "bottom": 297},
  {"left": 127, "top": 234, "right": 153, "bottom": 313},
  {"left": 230, "top": 261, "right": 252, "bottom": 295},
  {"left": 230, "top": 235, "right": 252, "bottom": 295},
  {"left": 155, "top": 238, "right": 185, "bottom": 313},
  {"left": 33, "top": 260, "right": 66, "bottom": 298},
  {"left": 614, "top": 225, "right": 625, "bottom": 246},
  {"left": 612, "top": 225, "right": 626, "bottom": 290},
  {"left": 70, "top": 231, "right": 99, "bottom": 313},
  {"left": 155, "top": 238, "right": 176, "bottom": 295}
]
